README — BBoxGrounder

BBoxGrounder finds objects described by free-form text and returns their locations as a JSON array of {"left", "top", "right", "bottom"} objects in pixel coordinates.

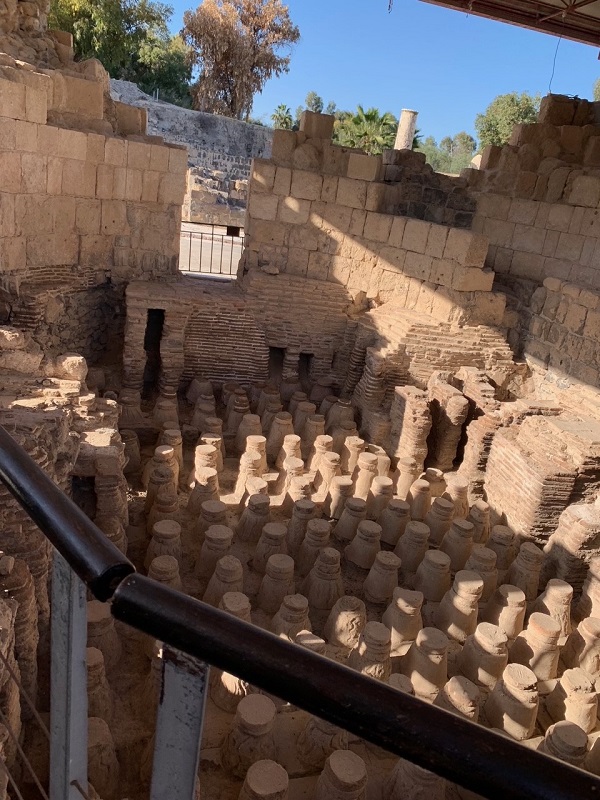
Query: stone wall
[
  {"left": 111, "top": 79, "right": 272, "bottom": 227},
  {"left": 0, "top": 60, "right": 187, "bottom": 360},
  {"left": 0, "top": 0, "right": 66, "bottom": 68},
  {"left": 241, "top": 117, "right": 498, "bottom": 314},
  {"left": 465, "top": 95, "right": 600, "bottom": 396}
]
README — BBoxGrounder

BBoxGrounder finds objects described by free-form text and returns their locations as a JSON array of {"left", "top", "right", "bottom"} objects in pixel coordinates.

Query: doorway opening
[
  {"left": 143, "top": 309, "right": 165, "bottom": 398},
  {"left": 299, "top": 352, "right": 314, "bottom": 392},
  {"left": 268, "top": 346, "right": 285, "bottom": 385}
]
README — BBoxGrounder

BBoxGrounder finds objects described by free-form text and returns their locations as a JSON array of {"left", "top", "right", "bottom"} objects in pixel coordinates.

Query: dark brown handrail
[{"left": 0, "top": 426, "right": 134, "bottom": 601}]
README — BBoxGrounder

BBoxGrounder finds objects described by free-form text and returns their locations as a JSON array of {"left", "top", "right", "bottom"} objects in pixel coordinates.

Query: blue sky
[{"left": 168, "top": 0, "right": 599, "bottom": 143}]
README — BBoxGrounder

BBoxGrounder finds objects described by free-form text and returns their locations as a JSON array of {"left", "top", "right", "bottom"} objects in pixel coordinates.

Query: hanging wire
[
  {"left": 0, "top": 755, "right": 27, "bottom": 800},
  {"left": 0, "top": 648, "right": 50, "bottom": 742},
  {"left": 0, "top": 707, "right": 50, "bottom": 800},
  {"left": 549, "top": 36, "right": 562, "bottom": 93}
]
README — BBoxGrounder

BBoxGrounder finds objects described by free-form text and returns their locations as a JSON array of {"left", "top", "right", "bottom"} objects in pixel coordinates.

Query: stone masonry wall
[
  {"left": 241, "top": 115, "right": 500, "bottom": 323},
  {"left": 111, "top": 79, "right": 272, "bottom": 228},
  {"left": 466, "top": 95, "right": 600, "bottom": 394},
  {"left": 0, "top": 61, "right": 187, "bottom": 357}
]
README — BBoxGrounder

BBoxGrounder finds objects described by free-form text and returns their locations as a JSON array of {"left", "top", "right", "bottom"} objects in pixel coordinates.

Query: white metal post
[
  {"left": 50, "top": 551, "right": 88, "bottom": 800},
  {"left": 150, "top": 647, "right": 209, "bottom": 800}
]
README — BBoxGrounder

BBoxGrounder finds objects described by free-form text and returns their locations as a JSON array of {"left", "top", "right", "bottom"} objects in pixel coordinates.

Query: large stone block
[
  {"left": 321, "top": 175, "right": 338, "bottom": 203},
  {"left": 403, "top": 251, "right": 432, "bottom": 281},
  {"left": 0, "top": 79, "right": 26, "bottom": 121},
  {"left": 336, "top": 177, "right": 366, "bottom": 209},
  {"left": 57, "top": 127, "right": 87, "bottom": 160},
  {"left": 21, "top": 153, "right": 46, "bottom": 193},
  {"left": 144, "top": 145, "right": 167, "bottom": 174},
  {"left": 25, "top": 86, "right": 47, "bottom": 124},
  {"left": 142, "top": 171, "right": 161, "bottom": 203},
  {"left": 250, "top": 220, "right": 289, "bottom": 247},
  {"left": 62, "top": 159, "right": 96, "bottom": 197},
  {"left": 378, "top": 245, "right": 405, "bottom": 272},
  {"left": 104, "top": 137, "right": 127, "bottom": 167},
  {"left": 299, "top": 111, "right": 334, "bottom": 140},
  {"left": 365, "top": 182, "right": 386, "bottom": 212},
  {"left": 158, "top": 173, "right": 184, "bottom": 205},
  {"left": 101, "top": 200, "right": 129, "bottom": 235},
  {"left": 251, "top": 159, "right": 276, "bottom": 192},
  {"left": 96, "top": 164, "right": 115, "bottom": 200},
  {"left": 451, "top": 266, "right": 494, "bottom": 292},
  {"left": 286, "top": 247, "right": 309, "bottom": 276},
  {"left": 125, "top": 168, "right": 143, "bottom": 202},
  {"left": 114, "top": 102, "right": 146, "bottom": 136},
  {"left": 271, "top": 129, "right": 296, "bottom": 165},
  {"left": 0, "top": 151, "right": 21, "bottom": 192},
  {"left": 566, "top": 175, "right": 600, "bottom": 208},
  {"left": 555, "top": 232, "right": 585, "bottom": 262},
  {"left": 249, "top": 192, "right": 278, "bottom": 221},
  {"left": 50, "top": 73, "right": 103, "bottom": 120},
  {"left": 0, "top": 118, "right": 16, "bottom": 151},
  {"left": 168, "top": 146, "right": 188, "bottom": 174},
  {"left": 479, "top": 145, "right": 502, "bottom": 170},
  {"left": 273, "top": 167, "right": 292, "bottom": 196},
  {"left": 278, "top": 196, "right": 310, "bottom": 225},
  {"left": 512, "top": 224, "right": 546, "bottom": 254},
  {"left": 425, "top": 223, "right": 448, "bottom": 258},
  {"left": 126, "top": 140, "right": 152, "bottom": 171},
  {"left": 443, "top": 228, "right": 488, "bottom": 267},
  {"left": 363, "top": 211, "right": 392, "bottom": 243},
  {"left": 347, "top": 153, "right": 381, "bottom": 182},
  {"left": 0, "top": 193, "right": 14, "bottom": 237},
  {"left": 290, "top": 169, "right": 322, "bottom": 201},
  {"left": 402, "top": 219, "right": 429, "bottom": 254},
  {"left": 307, "top": 251, "right": 331, "bottom": 280},
  {"left": 538, "top": 94, "right": 577, "bottom": 126}
]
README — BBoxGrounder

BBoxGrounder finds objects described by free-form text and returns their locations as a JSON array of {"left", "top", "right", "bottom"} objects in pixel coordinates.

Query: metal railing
[
  {"left": 179, "top": 223, "right": 244, "bottom": 278},
  {"left": 0, "top": 424, "right": 598, "bottom": 800}
]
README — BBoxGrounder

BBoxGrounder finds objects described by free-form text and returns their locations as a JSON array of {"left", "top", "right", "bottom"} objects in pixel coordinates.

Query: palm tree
[
  {"left": 271, "top": 104, "right": 293, "bottom": 130},
  {"left": 334, "top": 106, "right": 398, "bottom": 155}
]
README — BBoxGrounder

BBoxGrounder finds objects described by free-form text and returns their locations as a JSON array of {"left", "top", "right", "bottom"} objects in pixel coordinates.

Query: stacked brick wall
[
  {"left": 242, "top": 270, "right": 352, "bottom": 381},
  {"left": 182, "top": 285, "right": 269, "bottom": 386},
  {"left": 484, "top": 413, "right": 600, "bottom": 543}
]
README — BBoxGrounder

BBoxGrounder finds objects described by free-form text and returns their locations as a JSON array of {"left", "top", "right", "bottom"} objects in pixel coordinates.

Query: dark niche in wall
[
  {"left": 268, "top": 346, "right": 285, "bottom": 386},
  {"left": 143, "top": 308, "right": 165, "bottom": 398}
]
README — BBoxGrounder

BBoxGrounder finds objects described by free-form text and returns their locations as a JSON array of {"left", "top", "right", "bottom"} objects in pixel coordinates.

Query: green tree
[
  {"left": 271, "top": 103, "right": 293, "bottom": 129},
  {"left": 305, "top": 91, "right": 324, "bottom": 114},
  {"left": 49, "top": 0, "right": 193, "bottom": 105},
  {"left": 133, "top": 34, "right": 192, "bottom": 105},
  {"left": 453, "top": 131, "right": 477, "bottom": 156},
  {"left": 417, "top": 136, "right": 452, "bottom": 173},
  {"left": 475, "top": 92, "right": 540, "bottom": 149},
  {"left": 334, "top": 105, "right": 398, "bottom": 155},
  {"left": 182, "top": 0, "right": 300, "bottom": 120},
  {"left": 325, "top": 100, "right": 337, "bottom": 116},
  {"left": 594, "top": 79, "right": 600, "bottom": 101}
]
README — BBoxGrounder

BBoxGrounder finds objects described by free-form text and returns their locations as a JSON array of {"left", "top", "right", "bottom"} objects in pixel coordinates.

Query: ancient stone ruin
[{"left": 3, "top": 2, "right": 600, "bottom": 798}]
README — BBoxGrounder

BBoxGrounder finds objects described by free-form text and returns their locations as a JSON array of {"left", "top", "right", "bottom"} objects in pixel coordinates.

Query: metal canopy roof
[{"left": 419, "top": 0, "right": 600, "bottom": 46}]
